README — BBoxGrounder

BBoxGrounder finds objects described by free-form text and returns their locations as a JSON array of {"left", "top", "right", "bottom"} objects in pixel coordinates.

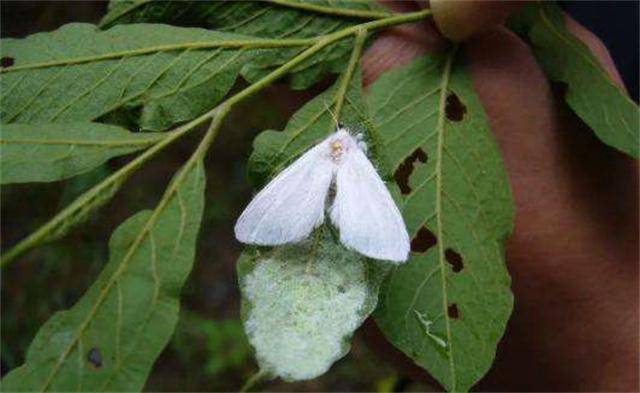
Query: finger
[
  {"left": 465, "top": 25, "right": 638, "bottom": 392},
  {"left": 431, "top": 0, "right": 527, "bottom": 42}
]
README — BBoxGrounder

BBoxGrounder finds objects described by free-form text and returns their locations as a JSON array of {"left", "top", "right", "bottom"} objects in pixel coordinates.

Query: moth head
[
  {"left": 330, "top": 140, "right": 345, "bottom": 161},
  {"left": 328, "top": 130, "right": 355, "bottom": 162}
]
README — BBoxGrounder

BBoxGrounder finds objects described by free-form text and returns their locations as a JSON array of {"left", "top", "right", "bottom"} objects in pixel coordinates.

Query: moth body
[{"left": 235, "top": 128, "right": 410, "bottom": 263}]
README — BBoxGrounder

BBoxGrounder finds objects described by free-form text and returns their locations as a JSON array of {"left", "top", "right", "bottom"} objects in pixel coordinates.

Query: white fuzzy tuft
[{"left": 243, "top": 247, "right": 369, "bottom": 381}]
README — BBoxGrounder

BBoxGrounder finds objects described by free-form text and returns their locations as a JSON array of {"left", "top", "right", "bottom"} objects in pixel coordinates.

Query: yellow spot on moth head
[{"left": 330, "top": 140, "right": 344, "bottom": 161}]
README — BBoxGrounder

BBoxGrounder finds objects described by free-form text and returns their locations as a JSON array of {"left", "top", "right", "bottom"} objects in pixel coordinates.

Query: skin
[{"left": 360, "top": 1, "right": 639, "bottom": 391}]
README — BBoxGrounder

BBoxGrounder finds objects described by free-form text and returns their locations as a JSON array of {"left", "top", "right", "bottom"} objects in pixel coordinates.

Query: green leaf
[
  {"left": 0, "top": 122, "right": 162, "bottom": 184},
  {"left": 1, "top": 160, "right": 205, "bottom": 391},
  {"left": 510, "top": 3, "right": 639, "bottom": 158},
  {"left": 171, "top": 313, "right": 253, "bottom": 378},
  {"left": 0, "top": 124, "right": 195, "bottom": 266},
  {"left": 100, "top": 0, "right": 385, "bottom": 89},
  {"left": 238, "top": 232, "right": 387, "bottom": 381},
  {"left": 369, "top": 53, "right": 515, "bottom": 392},
  {"left": 0, "top": 23, "right": 282, "bottom": 130}
]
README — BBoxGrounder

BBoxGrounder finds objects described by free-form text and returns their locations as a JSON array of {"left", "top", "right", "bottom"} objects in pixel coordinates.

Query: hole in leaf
[
  {"left": 394, "top": 148, "right": 428, "bottom": 194},
  {"left": 445, "top": 93, "right": 466, "bottom": 122},
  {"left": 1, "top": 57, "right": 14, "bottom": 68},
  {"left": 445, "top": 248, "right": 463, "bottom": 272},
  {"left": 411, "top": 226, "right": 437, "bottom": 253},
  {"left": 448, "top": 304, "right": 459, "bottom": 319},
  {"left": 87, "top": 347, "right": 103, "bottom": 369}
]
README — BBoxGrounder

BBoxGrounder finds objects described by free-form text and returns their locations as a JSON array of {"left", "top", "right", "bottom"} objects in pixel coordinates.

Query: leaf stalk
[
  {"left": 332, "top": 28, "right": 368, "bottom": 119},
  {"left": 239, "top": 370, "right": 267, "bottom": 393}
]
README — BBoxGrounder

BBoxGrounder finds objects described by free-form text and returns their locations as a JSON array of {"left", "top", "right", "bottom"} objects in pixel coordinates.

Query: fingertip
[{"left": 431, "top": 0, "right": 527, "bottom": 42}]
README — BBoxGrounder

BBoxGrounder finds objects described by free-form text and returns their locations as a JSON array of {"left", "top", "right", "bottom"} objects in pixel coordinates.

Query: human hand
[{"left": 361, "top": 1, "right": 639, "bottom": 391}]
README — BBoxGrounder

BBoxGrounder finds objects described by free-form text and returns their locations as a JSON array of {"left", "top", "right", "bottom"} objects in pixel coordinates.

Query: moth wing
[
  {"left": 235, "top": 141, "right": 334, "bottom": 245},
  {"left": 331, "top": 147, "right": 410, "bottom": 262}
]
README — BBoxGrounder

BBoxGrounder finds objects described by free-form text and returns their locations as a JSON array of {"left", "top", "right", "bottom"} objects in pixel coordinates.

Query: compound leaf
[
  {"left": 510, "top": 3, "right": 639, "bottom": 158},
  {"left": 1, "top": 159, "right": 205, "bottom": 391},
  {"left": 369, "top": 53, "right": 514, "bottom": 392},
  {"left": 1, "top": 122, "right": 163, "bottom": 184}
]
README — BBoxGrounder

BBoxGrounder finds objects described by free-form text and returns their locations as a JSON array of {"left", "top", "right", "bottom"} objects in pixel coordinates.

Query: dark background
[{"left": 560, "top": 0, "right": 639, "bottom": 101}]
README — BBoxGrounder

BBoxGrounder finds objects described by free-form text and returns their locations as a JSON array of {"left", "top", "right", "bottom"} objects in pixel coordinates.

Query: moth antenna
[{"left": 324, "top": 103, "right": 342, "bottom": 130}]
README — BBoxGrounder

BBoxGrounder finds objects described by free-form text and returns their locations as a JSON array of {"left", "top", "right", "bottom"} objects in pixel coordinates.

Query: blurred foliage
[
  {"left": 165, "top": 312, "right": 255, "bottom": 390},
  {"left": 1, "top": 167, "right": 111, "bottom": 371}
]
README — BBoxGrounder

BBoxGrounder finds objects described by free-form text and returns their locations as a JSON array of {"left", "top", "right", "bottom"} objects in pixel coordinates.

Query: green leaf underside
[
  {"left": 0, "top": 122, "right": 162, "bottom": 184},
  {"left": 100, "top": 0, "right": 382, "bottom": 89},
  {"left": 369, "top": 53, "right": 514, "bottom": 392},
  {"left": 511, "top": 3, "right": 639, "bottom": 158},
  {"left": 0, "top": 23, "right": 276, "bottom": 131},
  {"left": 238, "top": 232, "right": 386, "bottom": 381},
  {"left": 1, "top": 161, "right": 205, "bottom": 391}
]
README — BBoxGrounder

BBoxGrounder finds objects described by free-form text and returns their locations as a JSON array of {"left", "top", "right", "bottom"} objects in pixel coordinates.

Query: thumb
[{"left": 430, "top": 0, "right": 527, "bottom": 42}]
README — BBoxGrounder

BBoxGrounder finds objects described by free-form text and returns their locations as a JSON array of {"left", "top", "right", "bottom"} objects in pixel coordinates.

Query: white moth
[{"left": 235, "top": 127, "right": 410, "bottom": 263}]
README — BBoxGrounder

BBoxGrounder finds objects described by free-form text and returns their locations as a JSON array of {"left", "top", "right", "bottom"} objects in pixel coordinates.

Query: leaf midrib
[
  {"left": 0, "top": 135, "right": 165, "bottom": 147},
  {"left": 0, "top": 38, "right": 314, "bottom": 74},
  {"left": 0, "top": 137, "right": 161, "bottom": 147},
  {"left": 536, "top": 6, "right": 636, "bottom": 109},
  {"left": 99, "top": 0, "right": 391, "bottom": 29},
  {"left": 433, "top": 49, "right": 457, "bottom": 391}
]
